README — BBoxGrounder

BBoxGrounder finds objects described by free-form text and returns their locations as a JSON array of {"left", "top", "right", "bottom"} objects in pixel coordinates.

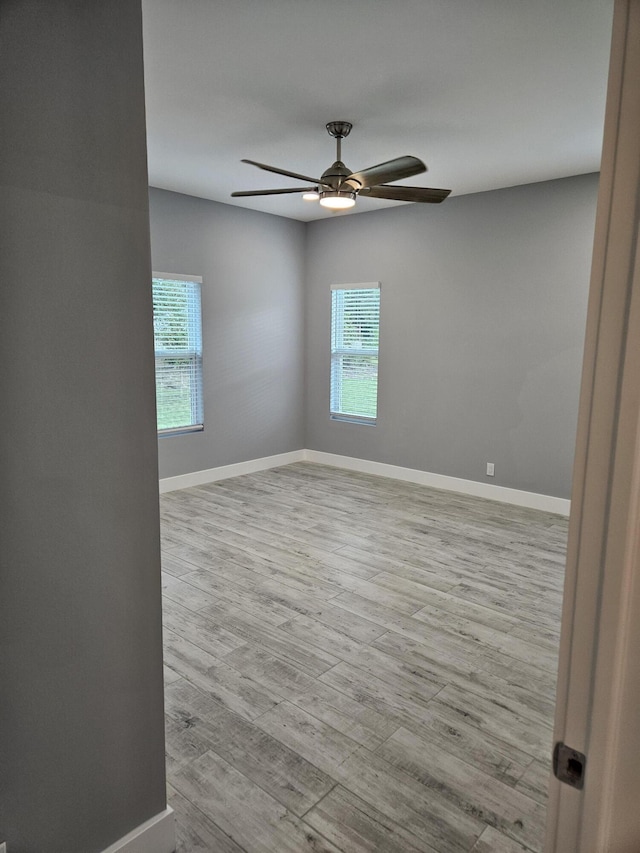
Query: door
[{"left": 546, "top": 2, "right": 640, "bottom": 850}]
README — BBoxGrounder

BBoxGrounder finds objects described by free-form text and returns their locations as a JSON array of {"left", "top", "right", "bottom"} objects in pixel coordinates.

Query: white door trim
[{"left": 546, "top": 1, "right": 640, "bottom": 849}]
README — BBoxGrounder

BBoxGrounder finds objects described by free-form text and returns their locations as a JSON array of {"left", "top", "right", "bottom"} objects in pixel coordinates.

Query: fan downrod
[{"left": 326, "top": 121, "right": 352, "bottom": 139}]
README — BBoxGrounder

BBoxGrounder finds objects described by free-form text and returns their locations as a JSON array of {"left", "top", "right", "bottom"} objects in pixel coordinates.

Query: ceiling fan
[{"left": 231, "top": 121, "right": 451, "bottom": 211}]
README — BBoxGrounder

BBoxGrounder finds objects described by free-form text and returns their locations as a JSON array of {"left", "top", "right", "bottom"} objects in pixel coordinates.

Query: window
[
  {"left": 330, "top": 282, "right": 380, "bottom": 424},
  {"left": 152, "top": 273, "right": 204, "bottom": 435}
]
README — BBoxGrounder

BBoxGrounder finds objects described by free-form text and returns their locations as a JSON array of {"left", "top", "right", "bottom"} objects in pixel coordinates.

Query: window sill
[
  {"left": 330, "top": 414, "right": 377, "bottom": 426},
  {"left": 158, "top": 424, "right": 204, "bottom": 438}
]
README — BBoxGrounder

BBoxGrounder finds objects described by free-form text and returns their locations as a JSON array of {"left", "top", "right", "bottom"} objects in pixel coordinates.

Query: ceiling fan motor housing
[{"left": 321, "top": 160, "right": 353, "bottom": 190}]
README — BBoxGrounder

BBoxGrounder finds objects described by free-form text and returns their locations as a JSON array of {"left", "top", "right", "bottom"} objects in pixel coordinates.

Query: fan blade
[
  {"left": 343, "top": 156, "right": 426, "bottom": 190},
  {"left": 241, "top": 159, "right": 329, "bottom": 187},
  {"left": 231, "top": 187, "right": 317, "bottom": 197},
  {"left": 361, "top": 184, "right": 451, "bottom": 203}
]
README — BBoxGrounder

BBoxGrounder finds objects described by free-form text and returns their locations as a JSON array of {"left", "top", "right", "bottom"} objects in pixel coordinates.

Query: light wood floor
[{"left": 160, "top": 463, "right": 566, "bottom": 853}]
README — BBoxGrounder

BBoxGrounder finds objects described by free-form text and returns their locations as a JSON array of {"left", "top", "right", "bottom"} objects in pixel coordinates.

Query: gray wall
[
  {"left": 0, "top": 3, "right": 167, "bottom": 852},
  {"left": 305, "top": 174, "right": 598, "bottom": 499},
  {"left": 149, "top": 188, "right": 306, "bottom": 479}
]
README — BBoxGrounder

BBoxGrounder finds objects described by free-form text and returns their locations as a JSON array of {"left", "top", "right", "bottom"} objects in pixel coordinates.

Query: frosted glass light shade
[{"left": 319, "top": 191, "right": 356, "bottom": 209}]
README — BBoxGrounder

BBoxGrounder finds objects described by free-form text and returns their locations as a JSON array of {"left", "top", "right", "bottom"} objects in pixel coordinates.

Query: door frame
[{"left": 546, "top": 1, "right": 640, "bottom": 849}]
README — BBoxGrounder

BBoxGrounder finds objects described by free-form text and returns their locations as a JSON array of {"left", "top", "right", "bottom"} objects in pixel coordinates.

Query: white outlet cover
[{"left": 486, "top": 463, "right": 495, "bottom": 476}]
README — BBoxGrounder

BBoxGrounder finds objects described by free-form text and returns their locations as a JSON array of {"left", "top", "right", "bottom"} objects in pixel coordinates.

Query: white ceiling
[{"left": 141, "top": 0, "right": 613, "bottom": 222}]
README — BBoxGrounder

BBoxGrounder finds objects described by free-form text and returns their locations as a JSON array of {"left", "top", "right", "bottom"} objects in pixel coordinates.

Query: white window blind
[
  {"left": 152, "top": 273, "right": 204, "bottom": 435},
  {"left": 330, "top": 283, "right": 380, "bottom": 423}
]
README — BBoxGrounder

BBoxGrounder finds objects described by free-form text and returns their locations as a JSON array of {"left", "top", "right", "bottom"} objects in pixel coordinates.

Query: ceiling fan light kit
[
  {"left": 231, "top": 120, "right": 451, "bottom": 212},
  {"left": 319, "top": 190, "right": 356, "bottom": 209}
]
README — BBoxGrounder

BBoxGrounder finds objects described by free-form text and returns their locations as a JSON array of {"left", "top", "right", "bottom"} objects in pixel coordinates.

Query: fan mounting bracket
[{"left": 326, "top": 121, "right": 352, "bottom": 139}]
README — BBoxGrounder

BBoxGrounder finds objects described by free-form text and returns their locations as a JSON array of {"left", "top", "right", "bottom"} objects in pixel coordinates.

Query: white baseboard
[
  {"left": 159, "top": 450, "right": 306, "bottom": 493},
  {"left": 100, "top": 807, "right": 175, "bottom": 853},
  {"left": 304, "top": 450, "right": 571, "bottom": 516},
  {"left": 159, "top": 448, "right": 570, "bottom": 516}
]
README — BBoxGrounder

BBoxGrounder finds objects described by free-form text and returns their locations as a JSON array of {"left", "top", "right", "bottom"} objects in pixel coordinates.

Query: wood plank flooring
[{"left": 160, "top": 462, "right": 567, "bottom": 853}]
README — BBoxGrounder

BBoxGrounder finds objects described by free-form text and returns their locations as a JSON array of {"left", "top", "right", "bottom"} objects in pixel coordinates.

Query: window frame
[
  {"left": 152, "top": 272, "right": 204, "bottom": 437},
  {"left": 330, "top": 282, "right": 381, "bottom": 425}
]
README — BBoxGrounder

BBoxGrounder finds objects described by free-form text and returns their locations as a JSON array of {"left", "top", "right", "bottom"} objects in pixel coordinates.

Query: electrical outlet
[{"left": 486, "top": 462, "right": 495, "bottom": 477}]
